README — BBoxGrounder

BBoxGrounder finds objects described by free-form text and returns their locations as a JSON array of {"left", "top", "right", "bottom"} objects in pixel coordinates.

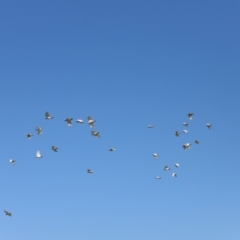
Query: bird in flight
[
  {"left": 45, "top": 111, "right": 54, "bottom": 120},
  {"left": 87, "top": 116, "right": 96, "bottom": 128},
  {"left": 35, "top": 126, "right": 43, "bottom": 135},
  {"left": 51, "top": 146, "right": 58, "bottom": 152},
  {"left": 87, "top": 169, "right": 93, "bottom": 174},
  {"left": 182, "top": 130, "right": 188, "bottom": 133},
  {"left": 152, "top": 153, "right": 158, "bottom": 158},
  {"left": 4, "top": 210, "right": 12, "bottom": 216},
  {"left": 174, "top": 163, "right": 180, "bottom": 168},
  {"left": 172, "top": 173, "right": 177, "bottom": 177},
  {"left": 206, "top": 123, "right": 212, "bottom": 129},
  {"left": 36, "top": 150, "right": 42, "bottom": 158},
  {"left": 91, "top": 131, "right": 100, "bottom": 138},
  {"left": 155, "top": 176, "right": 161, "bottom": 180},
  {"left": 183, "top": 122, "right": 189, "bottom": 127},
  {"left": 164, "top": 165, "right": 171, "bottom": 171},
  {"left": 9, "top": 159, "right": 15, "bottom": 165},
  {"left": 182, "top": 143, "right": 191, "bottom": 150},
  {"left": 147, "top": 125, "right": 154, "bottom": 128},
  {"left": 109, "top": 148, "right": 116, "bottom": 151},
  {"left": 64, "top": 118, "right": 73, "bottom": 127},
  {"left": 175, "top": 131, "right": 181, "bottom": 137},
  {"left": 76, "top": 119, "right": 84, "bottom": 124},
  {"left": 26, "top": 133, "right": 33, "bottom": 139},
  {"left": 194, "top": 140, "right": 200, "bottom": 144},
  {"left": 187, "top": 113, "right": 194, "bottom": 120}
]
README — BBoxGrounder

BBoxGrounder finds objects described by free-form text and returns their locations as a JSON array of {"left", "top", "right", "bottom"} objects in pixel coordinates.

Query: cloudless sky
[{"left": 1, "top": 1, "right": 240, "bottom": 239}]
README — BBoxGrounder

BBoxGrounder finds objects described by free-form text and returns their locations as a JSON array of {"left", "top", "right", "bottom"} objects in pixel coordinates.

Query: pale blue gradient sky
[{"left": 1, "top": 1, "right": 240, "bottom": 239}]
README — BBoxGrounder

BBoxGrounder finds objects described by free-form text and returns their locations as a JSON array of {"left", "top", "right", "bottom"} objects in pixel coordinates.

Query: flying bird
[
  {"left": 64, "top": 118, "right": 73, "bottom": 127},
  {"left": 45, "top": 111, "right": 54, "bottom": 120},
  {"left": 187, "top": 113, "right": 194, "bottom": 120},
  {"left": 91, "top": 131, "right": 100, "bottom": 138},
  {"left": 175, "top": 163, "right": 180, "bottom": 168},
  {"left": 76, "top": 119, "right": 84, "bottom": 124},
  {"left": 36, "top": 150, "right": 42, "bottom": 158},
  {"left": 87, "top": 169, "right": 93, "bottom": 174},
  {"left": 164, "top": 165, "right": 171, "bottom": 171},
  {"left": 183, "top": 122, "right": 189, "bottom": 127},
  {"left": 182, "top": 143, "right": 191, "bottom": 150},
  {"left": 194, "top": 140, "right": 200, "bottom": 144},
  {"left": 172, "top": 173, "right": 177, "bottom": 177},
  {"left": 182, "top": 130, "right": 188, "bottom": 133},
  {"left": 87, "top": 116, "right": 96, "bottom": 128},
  {"left": 35, "top": 126, "right": 43, "bottom": 135},
  {"left": 4, "top": 210, "right": 12, "bottom": 217},
  {"left": 147, "top": 125, "right": 154, "bottom": 128},
  {"left": 152, "top": 153, "right": 158, "bottom": 158},
  {"left": 175, "top": 131, "right": 181, "bottom": 137},
  {"left": 9, "top": 159, "right": 15, "bottom": 165},
  {"left": 26, "top": 133, "right": 33, "bottom": 139},
  {"left": 109, "top": 148, "right": 116, "bottom": 151},
  {"left": 206, "top": 123, "right": 212, "bottom": 129},
  {"left": 155, "top": 176, "right": 161, "bottom": 180},
  {"left": 51, "top": 146, "right": 58, "bottom": 152}
]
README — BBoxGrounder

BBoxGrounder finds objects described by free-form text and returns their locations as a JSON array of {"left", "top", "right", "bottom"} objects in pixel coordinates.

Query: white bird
[
  {"left": 87, "top": 169, "right": 93, "bottom": 174},
  {"left": 152, "top": 153, "right": 158, "bottom": 158},
  {"left": 187, "top": 113, "right": 194, "bottom": 120},
  {"left": 182, "top": 130, "right": 188, "bottom": 133},
  {"left": 164, "top": 165, "right": 171, "bottom": 171},
  {"left": 26, "top": 133, "right": 33, "bottom": 139},
  {"left": 35, "top": 126, "right": 43, "bottom": 135},
  {"left": 155, "top": 176, "right": 161, "bottom": 180},
  {"left": 172, "top": 173, "right": 177, "bottom": 177},
  {"left": 51, "top": 146, "right": 58, "bottom": 152},
  {"left": 91, "top": 131, "right": 100, "bottom": 138},
  {"left": 87, "top": 116, "right": 96, "bottom": 128},
  {"left": 183, "top": 122, "right": 189, "bottom": 127},
  {"left": 76, "top": 119, "right": 84, "bottom": 124},
  {"left": 109, "top": 148, "right": 116, "bottom": 151},
  {"left": 9, "top": 159, "right": 15, "bottom": 165},
  {"left": 206, "top": 123, "right": 212, "bottom": 129},
  {"left": 4, "top": 210, "right": 12, "bottom": 217},
  {"left": 194, "top": 140, "right": 200, "bottom": 144},
  {"left": 64, "top": 118, "right": 73, "bottom": 126},
  {"left": 147, "top": 125, "right": 154, "bottom": 128},
  {"left": 45, "top": 111, "right": 54, "bottom": 120},
  {"left": 182, "top": 143, "right": 191, "bottom": 150},
  {"left": 36, "top": 150, "right": 42, "bottom": 158},
  {"left": 175, "top": 163, "right": 180, "bottom": 168}
]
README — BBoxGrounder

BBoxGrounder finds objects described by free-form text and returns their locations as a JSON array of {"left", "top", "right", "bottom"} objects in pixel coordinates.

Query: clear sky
[{"left": 1, "top": 1, "right": 240, "bottom": 239}]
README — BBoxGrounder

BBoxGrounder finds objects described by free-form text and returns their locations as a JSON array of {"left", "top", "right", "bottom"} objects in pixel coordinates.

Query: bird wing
[{"left": 45, "top": 112, "right": 50, "bottom": 117}]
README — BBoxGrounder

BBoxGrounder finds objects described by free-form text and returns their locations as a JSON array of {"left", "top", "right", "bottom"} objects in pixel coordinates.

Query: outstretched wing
[
  {"left": 45, "top": 112, "right": 50, "bottom": 117},
  {"left": 4, "top": 210, "right": 11, "bottom": 216}
]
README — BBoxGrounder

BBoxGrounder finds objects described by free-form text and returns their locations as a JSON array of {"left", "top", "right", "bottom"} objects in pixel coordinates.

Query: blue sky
[{"left": 1, "top": 0, "right": 240, "bottom": 239}]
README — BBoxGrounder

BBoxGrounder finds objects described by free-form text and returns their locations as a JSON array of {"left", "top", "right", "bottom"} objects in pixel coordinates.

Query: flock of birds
[
  {"left": 147, "top": 112, "right": 212, "bottom": 180},
  {"left": 4, "top": 112, "right": 212, "bottom": 217}
]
